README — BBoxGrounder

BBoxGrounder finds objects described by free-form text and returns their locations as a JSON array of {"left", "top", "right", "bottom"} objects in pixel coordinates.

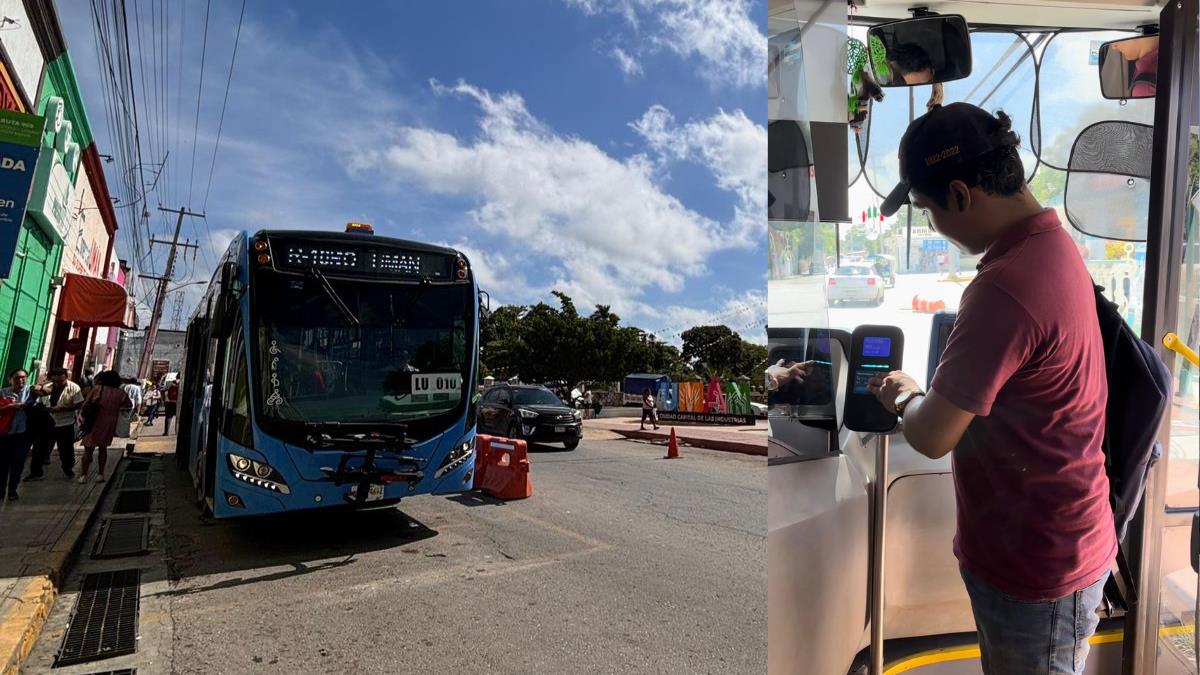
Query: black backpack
[{"left": 1093, "top": 285, "right": 1172, "bottom": 609}]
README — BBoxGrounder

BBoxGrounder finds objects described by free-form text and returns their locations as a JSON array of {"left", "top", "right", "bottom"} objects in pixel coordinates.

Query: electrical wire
[
  {"left": 187, "top": 0, "right": 212, "bottom": 207},
  {"left": 200, "top": 0, "right": 246, "bottom": 213}
]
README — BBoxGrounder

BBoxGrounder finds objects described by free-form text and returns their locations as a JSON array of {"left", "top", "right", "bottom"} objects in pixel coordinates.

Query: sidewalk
[
  {"left": 584, "top": 416, "right": 768, "bottom": 456},
  {"left": 0, "top": 417, "right": 176, "bottom": 675},
  {"left": 0, "top": 445, "right": 121, "bottom": 675}
]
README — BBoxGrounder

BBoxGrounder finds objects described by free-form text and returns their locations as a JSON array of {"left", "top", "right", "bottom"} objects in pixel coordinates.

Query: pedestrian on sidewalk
[
  {"left": 0, "top": 369, "right": 36, "bottom": 500},
  {"left": 640, "top": 387, "right": 659, "bottom": 431},
  {"left": 162, "top": 379, "right": 180, "bottom": 436},
  {"left": 143, "top": 383, "right": 161, "bottom": 426},
  {"left": 121, "top": 377, "right": 143, "bottom": 438},
  {"left": 78, "top": 370, "right": 132, "bottom": 483},
  {"left": 27, "top": 368, "right": 83, "bottom": 480},
  {"left": 80, "top": 367, "right": 95, "bottom": 398},
  {"left": 583, "top": 389, "right": 594, "bottom": 419}
]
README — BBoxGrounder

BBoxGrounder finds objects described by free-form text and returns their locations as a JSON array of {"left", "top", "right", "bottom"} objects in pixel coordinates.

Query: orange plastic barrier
[
  {"left": 472, "top": 434, "right": 494, "bottom": 490},
  {"left": 911, "top": 294, "right": 946, "bottom": 314},
  {"left": 475, "top": 435, "right": 532, "bottom": 500}
]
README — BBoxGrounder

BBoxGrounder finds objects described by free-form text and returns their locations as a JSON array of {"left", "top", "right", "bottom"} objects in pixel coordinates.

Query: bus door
[{"left": 1116, "top": 0, "right": 1199, "bottom": 670}]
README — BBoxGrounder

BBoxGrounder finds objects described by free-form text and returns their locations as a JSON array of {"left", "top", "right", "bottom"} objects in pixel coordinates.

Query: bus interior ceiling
[{"left": 772, "top": 0, "right": 1169, "bottom": 31}]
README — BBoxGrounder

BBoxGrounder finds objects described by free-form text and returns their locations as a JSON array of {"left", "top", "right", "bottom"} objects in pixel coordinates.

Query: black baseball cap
[{"left": 880, "top": 102, "right": 1008, "bottom": 217}]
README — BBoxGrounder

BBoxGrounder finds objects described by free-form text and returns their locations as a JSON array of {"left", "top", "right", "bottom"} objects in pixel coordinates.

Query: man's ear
[{"left": 948, "top": 180, "right": 971, "bottom": 212}]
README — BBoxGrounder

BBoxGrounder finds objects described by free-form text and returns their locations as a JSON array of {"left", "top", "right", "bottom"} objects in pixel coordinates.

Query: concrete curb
[
  {"left": 612, "top": 428, "right": 767, "bottom": 456},
  {"left": 0, "top": 453, "right": 123, "bottom": 675}
]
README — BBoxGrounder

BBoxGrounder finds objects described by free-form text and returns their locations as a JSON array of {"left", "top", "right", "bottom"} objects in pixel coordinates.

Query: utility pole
[{"left": 137, "top": 206, "right": 203, "bottom": 380}]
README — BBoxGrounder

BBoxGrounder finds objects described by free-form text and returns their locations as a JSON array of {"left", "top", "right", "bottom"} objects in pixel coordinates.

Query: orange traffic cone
[{"left": 665, "top": 427, "right": 679, "bottom": 459}]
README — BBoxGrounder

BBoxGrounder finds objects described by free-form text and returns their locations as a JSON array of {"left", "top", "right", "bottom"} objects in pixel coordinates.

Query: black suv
[{"left": 477, "top": 384, "right": 583, "bottom": 450}]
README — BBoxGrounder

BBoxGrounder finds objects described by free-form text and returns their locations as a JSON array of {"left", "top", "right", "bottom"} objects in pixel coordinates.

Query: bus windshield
[{"left": 251, "top": 270, "right": 471, "bottom": 427}]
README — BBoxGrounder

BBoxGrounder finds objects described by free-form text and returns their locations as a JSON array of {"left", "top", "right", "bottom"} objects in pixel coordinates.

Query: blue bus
[{"left": 176, "top": 224, "right": 479, "bottom": 518}]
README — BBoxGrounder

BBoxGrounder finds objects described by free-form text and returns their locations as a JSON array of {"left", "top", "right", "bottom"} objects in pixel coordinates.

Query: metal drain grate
[
  {"left": 55, "top": 569, "right": 140, "bottom": 667},
  {"left": 124, "top": 458, "right": 150, "bottom": 471},
  {"left": 112, "top": 490, "right": 151, "bottom": 514},
  {"left": 91, "top": 517, "right": 149, "bottom": 559},
  {"left": 117, "top": 472, "right": 148, "bottom": 490}
]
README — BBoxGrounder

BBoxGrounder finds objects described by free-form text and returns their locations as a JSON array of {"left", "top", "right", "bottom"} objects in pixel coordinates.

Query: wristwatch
[{"left": 893, "top": 389, "right": 925, "bottom": 416}]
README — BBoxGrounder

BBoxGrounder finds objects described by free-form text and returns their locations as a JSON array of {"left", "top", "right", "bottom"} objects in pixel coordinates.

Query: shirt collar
[{"left": 978, "top": 208, "right": 1062, "bottom": 269}]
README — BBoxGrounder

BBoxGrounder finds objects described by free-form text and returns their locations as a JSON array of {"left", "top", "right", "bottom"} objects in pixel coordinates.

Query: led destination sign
[{"left": 268, "top": 237, "right": 456, "bottom": 280}]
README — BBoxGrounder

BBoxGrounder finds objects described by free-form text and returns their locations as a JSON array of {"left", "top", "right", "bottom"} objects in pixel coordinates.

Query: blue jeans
[
  {"left": 0, "top": 432, "right": 33, "bottom": 497},
  {"left": 961, "top": 565, "right": 1109, "bottom": 675}
]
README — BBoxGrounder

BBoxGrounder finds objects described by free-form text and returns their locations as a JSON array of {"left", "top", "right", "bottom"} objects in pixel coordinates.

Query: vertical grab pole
[{"left": 870, "top": 433, "right": 889, "bottom": 675}]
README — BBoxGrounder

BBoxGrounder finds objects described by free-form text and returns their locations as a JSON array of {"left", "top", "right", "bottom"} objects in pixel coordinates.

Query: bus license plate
[
  {"left": 554, "top": 425, "right": 565, "bottom": 433},
  {"left": 366, "top": 484, "right": 385, "bottom": 502}
]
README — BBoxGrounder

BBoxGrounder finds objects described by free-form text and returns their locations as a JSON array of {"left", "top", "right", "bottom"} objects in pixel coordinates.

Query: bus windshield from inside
[{"left": 251, "top": 271, "right": 472, "bottom": 433}]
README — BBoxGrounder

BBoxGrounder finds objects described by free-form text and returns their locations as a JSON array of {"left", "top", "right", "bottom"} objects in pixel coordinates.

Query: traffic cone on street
[{"left": 665, "top": 427, "right": 680, "bottom": 459}]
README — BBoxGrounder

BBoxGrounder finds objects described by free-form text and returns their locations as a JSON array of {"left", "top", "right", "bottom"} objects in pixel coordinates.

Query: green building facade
[{"left": 0, "top": 52, "right": 92, "bottom": 378}]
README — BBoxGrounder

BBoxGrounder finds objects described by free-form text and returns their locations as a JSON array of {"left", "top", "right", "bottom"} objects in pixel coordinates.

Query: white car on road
[{"left": 825, "top": 264, "right": 885, "bottom": 307}]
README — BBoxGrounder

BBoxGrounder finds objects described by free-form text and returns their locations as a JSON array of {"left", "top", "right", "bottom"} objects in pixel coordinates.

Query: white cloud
[
  {"left": 567, "top": 0, "right": 765, "bottom": 88},
  {"left": 439, "top": 240, "right": 538, "bottom": 308},
  {"left": 632, "top": 104, "right": 766, "bottom": 245},
  {"left": 654, "top": 289, "right": 768, "bottom": 344},
  {"left": 356, "top": 80, "right": 758, "bottom": 319},
  {"left": 610, "top": 47, "right": 644, "bottom": 77}
]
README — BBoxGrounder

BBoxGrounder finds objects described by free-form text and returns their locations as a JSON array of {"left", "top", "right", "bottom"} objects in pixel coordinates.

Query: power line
[
  {"left": 201, "top": 0, "right": 246, "bottom": 213},
  {"left": 187, "top": 0, "right": 212, "bottom": 207}
]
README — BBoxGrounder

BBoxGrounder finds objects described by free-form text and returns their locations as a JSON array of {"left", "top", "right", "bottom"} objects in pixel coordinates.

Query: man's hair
[
  {"left": 889, "top": 43, "right": 933, "bottom": 74},
  {"left": 7, "top": 368, "right": 27, "bottom": 380},
  {"left": 49, "top": 367, "right": 69, "bottom": 377},
  {"left": 910, "top": 110, "right": 1026, "bottom": 209}
]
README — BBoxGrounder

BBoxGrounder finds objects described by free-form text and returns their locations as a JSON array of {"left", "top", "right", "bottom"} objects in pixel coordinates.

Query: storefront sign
[
  {"left": 27, "top": 97, "right": 77, "bottom": 244},
  {"left": 0, "top": 108, "right": 44, "bottom": 278}
]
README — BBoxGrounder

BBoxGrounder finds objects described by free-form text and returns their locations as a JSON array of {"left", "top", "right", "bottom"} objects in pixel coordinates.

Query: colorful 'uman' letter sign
[
  {"left": 705, "top": 376, "right": 727, "bottom": 413},
  {"left": 657, "top": 381, "right": 676, "bottom": 412},
  {"left": 679, "top": 382, "right": 705, "bottom": 412},
  {"left": 723, "top": 381, "right": 751, "bottom": 415}
]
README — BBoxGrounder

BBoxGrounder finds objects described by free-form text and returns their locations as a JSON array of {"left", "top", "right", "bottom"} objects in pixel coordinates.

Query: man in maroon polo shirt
[{"left": 871, "top": 103, "right": 1115, "bottom": 675}]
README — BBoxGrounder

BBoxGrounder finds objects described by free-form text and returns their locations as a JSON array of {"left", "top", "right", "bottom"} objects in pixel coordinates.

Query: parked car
[
  {"left": 825, "top": 264, "right": 885, "bottom": 306},
  {"left": 477, "top": 384, "right": 583, "bottom": 450}
]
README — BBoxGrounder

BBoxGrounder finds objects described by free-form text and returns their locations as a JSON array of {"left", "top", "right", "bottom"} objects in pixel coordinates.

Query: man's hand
[
  {"left": 766, "top": 360, "right": 815, "bottom": 390},
  {"left": 866, "top": 370, "right": 921, "bottom": 414}
]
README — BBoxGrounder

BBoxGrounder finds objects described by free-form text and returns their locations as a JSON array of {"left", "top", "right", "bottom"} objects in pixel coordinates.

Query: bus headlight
[
  {"left": 227, "top": 454, "right": 291, "bottom": 495},
  {"left": 434, "top": 439, "right": 474, "bottom": 479}
]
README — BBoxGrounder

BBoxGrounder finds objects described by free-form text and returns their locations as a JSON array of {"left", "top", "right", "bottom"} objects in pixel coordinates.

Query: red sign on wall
[{"left": 0, "top": 61, "right": 25, "bottom": 113}]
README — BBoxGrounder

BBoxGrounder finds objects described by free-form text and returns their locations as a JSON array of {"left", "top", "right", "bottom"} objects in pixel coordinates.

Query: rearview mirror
[
  {"left": 867, "top": 15, "right": 972, "bottom": 87},
  {"left": 1098, "top": 35, "right": 1159, "bottom": 100}
]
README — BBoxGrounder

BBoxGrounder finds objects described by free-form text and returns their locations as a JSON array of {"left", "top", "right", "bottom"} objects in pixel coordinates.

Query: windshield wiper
[
  {"left": 303, "top": 422, "right": 419, "bottom": 454},
  {"left": 308, "top": 266, "right": 359, "bottom": 326}
]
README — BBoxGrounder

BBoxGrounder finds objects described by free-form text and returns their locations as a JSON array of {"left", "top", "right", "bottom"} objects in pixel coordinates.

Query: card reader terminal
[{"left": 844, "top": 325, "right": 904, "bottom": 433}]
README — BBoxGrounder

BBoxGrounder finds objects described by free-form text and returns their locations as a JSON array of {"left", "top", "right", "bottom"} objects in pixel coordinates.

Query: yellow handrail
[{"left": 1163, "top": 332, "right": 1199, "bottom": 368}]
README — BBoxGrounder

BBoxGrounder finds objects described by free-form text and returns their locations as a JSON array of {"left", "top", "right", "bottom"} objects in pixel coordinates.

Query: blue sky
[{"left": 58, "top": 0, "right": 768, "bottom": 343}]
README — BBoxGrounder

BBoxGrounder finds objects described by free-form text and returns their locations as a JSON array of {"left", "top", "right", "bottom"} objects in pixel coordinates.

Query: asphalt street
[{"left": 28, "top": 434, "right": 766, "bottom": 674}]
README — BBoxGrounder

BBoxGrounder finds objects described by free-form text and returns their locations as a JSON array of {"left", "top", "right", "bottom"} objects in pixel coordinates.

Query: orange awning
[{"left": 59, "top": 272, "right": 135, "bottom": 328}]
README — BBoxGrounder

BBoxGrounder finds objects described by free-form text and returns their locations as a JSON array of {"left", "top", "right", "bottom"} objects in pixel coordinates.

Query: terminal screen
[{"left": 862, "top": 337, "right": 891, "bottom": 358}]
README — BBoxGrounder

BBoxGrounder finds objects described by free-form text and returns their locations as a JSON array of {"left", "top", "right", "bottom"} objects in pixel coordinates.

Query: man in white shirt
[{"left": 28, "top": 368, "right": 83, "bottom": 479}]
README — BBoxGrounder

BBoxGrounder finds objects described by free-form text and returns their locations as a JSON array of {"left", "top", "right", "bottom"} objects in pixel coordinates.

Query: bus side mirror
[
  {"left": 219, "top": 261, "right": 240, "bottom": 295},
  {"left": 867, "top": 15, "right": 972, "bottom": 87}
]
